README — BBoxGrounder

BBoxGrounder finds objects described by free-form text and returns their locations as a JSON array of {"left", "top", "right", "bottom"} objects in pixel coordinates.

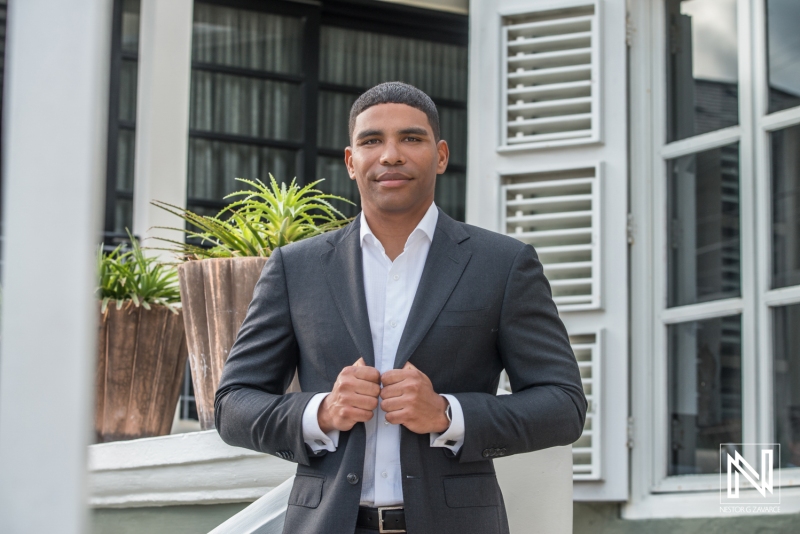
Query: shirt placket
[{"left": 372, "top": 247, "right": 410, "bottom": 506}]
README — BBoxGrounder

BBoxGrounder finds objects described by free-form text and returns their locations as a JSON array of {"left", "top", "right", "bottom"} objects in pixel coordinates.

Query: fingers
[
  {"left": 381, "top": 368, "right": 413, "bottom": 386},
  {"left": 353, "top": 365, "right": 381, "bottom": 384}
]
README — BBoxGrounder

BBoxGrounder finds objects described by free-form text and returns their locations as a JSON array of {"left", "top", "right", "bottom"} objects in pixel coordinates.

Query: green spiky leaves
[
  {"left": 151, "top": 175, "right": 354, "bottom": 260},
  {"left": 97, "top": 230, "right": 182, "bottom": 314}
]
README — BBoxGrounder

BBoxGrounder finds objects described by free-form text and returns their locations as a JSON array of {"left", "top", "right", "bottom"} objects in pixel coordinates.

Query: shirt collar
[{"left": 359, "top": 201, "right": 439, "bottom": 249}]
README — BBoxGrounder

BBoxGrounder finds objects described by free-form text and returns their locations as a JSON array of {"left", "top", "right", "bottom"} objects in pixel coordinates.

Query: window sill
[
  {"left": 622, "top": 485, "right": 800, "bottom": 520},
  {"left": 87, "top": 430, "right": 295, "bottom": 508}
]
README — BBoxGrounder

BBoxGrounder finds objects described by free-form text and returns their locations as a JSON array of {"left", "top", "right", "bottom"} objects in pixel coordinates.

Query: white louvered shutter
[
  {"left": 501, "top": 2, "right": 600, "bottom": 150},
  {"left": 500, "top": 166, "right": 601, "bottom": 310},
  {"left": 469, "top": 0, "right": 629, "bottom": 501},
  {"left": 571, "top": 331, "right": 602, "bottom": 480}
]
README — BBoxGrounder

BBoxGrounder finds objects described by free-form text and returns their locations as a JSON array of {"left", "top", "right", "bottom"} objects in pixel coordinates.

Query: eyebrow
[{"left": 356, "top": 126, "right": 430, "bottom": 141}]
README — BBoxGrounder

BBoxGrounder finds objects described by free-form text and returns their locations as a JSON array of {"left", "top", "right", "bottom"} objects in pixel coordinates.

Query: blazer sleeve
[
  {"left": 214, "top": 247, "right": 318, "bottom": 466},
  {"left": 452, "top": 243, "right": 588, "bottom": 463}
]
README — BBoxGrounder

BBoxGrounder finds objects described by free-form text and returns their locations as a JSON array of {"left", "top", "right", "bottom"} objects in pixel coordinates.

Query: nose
[{"left": 379, "top": 139, "right": 405, "bottom": 166}]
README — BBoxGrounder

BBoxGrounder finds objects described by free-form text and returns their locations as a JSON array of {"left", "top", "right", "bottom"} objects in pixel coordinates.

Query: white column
[
  {"left": 0, "top": 1, "right": 112, "bottom": 533},
  {"left": 132, "top": 0, "right": 194, "bottom": 254}
]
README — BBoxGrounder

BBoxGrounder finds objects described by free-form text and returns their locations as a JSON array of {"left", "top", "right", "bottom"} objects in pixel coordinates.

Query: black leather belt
[{"left": 357, "top": 505, "right": 406, "bottom": 533}]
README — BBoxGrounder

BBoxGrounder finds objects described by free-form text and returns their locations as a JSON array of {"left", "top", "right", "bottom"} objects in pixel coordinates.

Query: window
[
  {"left": 104, "top": 0, "right": 141, "bottom": 248},
  {"left": 187, "top": 0, "right": 468, "bottom": 221},
  {"left": 631, "top": 0, "right": 800, "bottom": 500}
]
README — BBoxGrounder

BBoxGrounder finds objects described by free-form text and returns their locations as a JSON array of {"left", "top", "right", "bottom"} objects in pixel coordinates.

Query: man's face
[{"left": 344, "top": 103, "right": 449, "bottom": 216}]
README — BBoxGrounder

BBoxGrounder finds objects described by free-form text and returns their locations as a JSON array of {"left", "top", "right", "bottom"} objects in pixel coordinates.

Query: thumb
[
  {"left": 403, "top": 361, "right": 417, "bottom": 370},
  {"left": 354, "top": 357, "right": 365, "bottom": 367}
]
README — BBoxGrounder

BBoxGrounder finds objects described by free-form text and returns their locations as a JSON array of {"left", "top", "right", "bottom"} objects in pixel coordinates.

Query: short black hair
[{"left": 348, "top": 82, "right": 440, "bottom": 142}]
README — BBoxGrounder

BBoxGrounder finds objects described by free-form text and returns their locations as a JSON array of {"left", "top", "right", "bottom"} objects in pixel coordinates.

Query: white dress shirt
[{"left": 301, "top": 201, "right": 466, "bottom": 507}]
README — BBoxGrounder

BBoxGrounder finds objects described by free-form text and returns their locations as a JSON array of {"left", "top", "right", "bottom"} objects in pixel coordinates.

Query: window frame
[
  {"left": 103, "top": 0, "right": 140, "bottom": 247},
  {"left": 628, "top": 0, "right": 800, "bottom": 516},
  {"left": 186, "top": 0, "right": 469, "bottom": 217}
]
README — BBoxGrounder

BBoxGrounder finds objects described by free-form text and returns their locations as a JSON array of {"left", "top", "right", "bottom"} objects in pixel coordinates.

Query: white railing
[{"left": 208, "top": 476, "right": 294, "bottom": 534}]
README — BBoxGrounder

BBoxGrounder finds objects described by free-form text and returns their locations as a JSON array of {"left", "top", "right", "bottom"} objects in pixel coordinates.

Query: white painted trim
[
  {"left": 498, "top": 0, "right": 596, "bottom": 17},
  {"left": 660, "top": 125, "right": 742, "bottom": 160},
  {"left": 622, "top": 485, "right": 800, "bottom": 520},
  {"left": 660, "top": 298, "right": 744, "bottom": 324},
  {"left": 763, "top": 285, "right": 800, "bottom": 307},
  {"left": 627, "top": 0, "right": 659, "bottom": 513},
  {"left": 132, "top": 0, "right": 194, "bottom": 260},
  {"left": 761, "top": 105, "right": 800, "bottom": 132},
  {"left": 87, "top": 431, "right": 296, "bottom": 508}
]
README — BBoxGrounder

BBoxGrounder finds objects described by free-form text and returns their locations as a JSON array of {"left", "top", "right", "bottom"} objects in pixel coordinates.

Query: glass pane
[
  {"left": 439, "top": 107, "right": 466, "bottom": 167},
  {"left": 192, "top": 4, "right": 303, "bottom": 75},
  {"left": 668, "top": 143, "right": 741, "bottom": 307},
  {"left": 316, "top": 155, "right": 360, "bottom": 218},
  {"left": 189, "top": 71, "right": 302, "bottom": 141},
  {"left": 668, "top": 315, "right": 742, "bottom": 476},
  {"left": 121, "top": 0, "right": 141, "bottom": 54},
  {"left": 666, "top": 0, "right": 738, "bottom": 142},
  {"left": 774, "top": 303, "right": 800, "bottom": 468},
  {"left": 320, "top": 26, "right": 468, "bottom": 102},
  {"left": 114, "top": 198, "right": 133, "bottom": 236},
  {"left": 317, "top": 91, "right": 357, "bottom": 150},
  {"left": 771, "top": 125, "right": 800, "bottom": 289},
  {"left": 767, "top": 0, "right": 800, "bottom": 113},
  {"left": 116, "top": 129, "right": 136, "bottom": 192},
  {"left": 187, "top": 139, "right": 297, "bottom": 201},
  {"left": 119, "top": 59, "right": 138, "bottom": 123},
  {"left": 435, "top": 172, "right": 466, "bottom": 222}
]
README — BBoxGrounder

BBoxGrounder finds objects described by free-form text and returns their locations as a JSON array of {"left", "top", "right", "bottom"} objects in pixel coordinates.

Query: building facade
[{"left": 49, "top": 0, "right": 799, "bottom": 531}]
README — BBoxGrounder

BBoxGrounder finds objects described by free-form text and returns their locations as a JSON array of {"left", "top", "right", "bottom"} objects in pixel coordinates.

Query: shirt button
[
  {"left": 393, "top": 274, "right": 399, "bottom": 281},
  {"left": 390, "top": 321, "right": 397, "bottom": 328},
  {"left": 381, "top": 472, "right": 388, "bottom": 478}
]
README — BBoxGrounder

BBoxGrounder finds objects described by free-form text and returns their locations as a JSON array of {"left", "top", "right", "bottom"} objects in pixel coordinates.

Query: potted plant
[
  {"left": 95, "top": 231, "right": 188, "bottom": 442},
  {"left": 152, "top": 176, "right": 352, "bottom": 430}
]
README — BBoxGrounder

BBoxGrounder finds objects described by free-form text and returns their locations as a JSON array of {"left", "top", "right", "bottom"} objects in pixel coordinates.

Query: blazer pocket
[
  {"left": 288, "top": 474, "right": 325, "bottom": 508},
  {"left": 436, "top": 307, "right": 490, "bottom": 327},
  {"left": 443, "top": 474, "right": 502, "bottom": 508}
]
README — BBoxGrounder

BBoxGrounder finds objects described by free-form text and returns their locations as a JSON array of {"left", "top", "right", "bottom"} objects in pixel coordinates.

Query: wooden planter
[
  {"left": 178, "top": 257, "right": 281, "bottom": 430},
  {"left": 95, "top": 301, "right": 189, "bottom": 443}
]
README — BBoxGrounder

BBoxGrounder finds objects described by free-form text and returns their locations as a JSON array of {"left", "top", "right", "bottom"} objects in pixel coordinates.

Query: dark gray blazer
[{"left": 215, "top": 209, "right": 587, "bottom": 534}]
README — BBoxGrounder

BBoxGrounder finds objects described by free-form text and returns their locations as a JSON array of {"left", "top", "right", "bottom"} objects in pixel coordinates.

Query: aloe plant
[
  {"left": 151, "top": 175, "right": 353, "bottom": 260},
  {"left": 97, "top": 230, "right": 182, "bottom": 314}
]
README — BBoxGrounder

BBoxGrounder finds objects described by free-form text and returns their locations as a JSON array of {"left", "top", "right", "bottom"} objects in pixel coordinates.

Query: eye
[
  {"left": 404, "top": 136, "right": 421, "bottom": 142},
  {"left": 361, "top": 138, "right": 380, "bottom": 145}
]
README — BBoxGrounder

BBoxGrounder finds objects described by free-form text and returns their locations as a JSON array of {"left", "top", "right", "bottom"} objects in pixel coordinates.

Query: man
[{"left": 215, "top": 82, "right": 587, "bottom": 534}]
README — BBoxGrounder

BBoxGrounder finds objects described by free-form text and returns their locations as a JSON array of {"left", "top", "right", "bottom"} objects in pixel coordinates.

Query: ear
[
  {"left": 436, "top": 140, "right": 449, "bottom": 175},
  {"left": 344, "top": 146, "right": 356, "bottom": 180}
]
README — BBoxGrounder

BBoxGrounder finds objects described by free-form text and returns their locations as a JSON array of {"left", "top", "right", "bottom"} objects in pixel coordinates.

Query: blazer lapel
[
  {"left": 393, "top": 210, "right": 472, "bottom": 369},
  {"left": 320, "top": 216, "right": 376, "bottom": 367}
]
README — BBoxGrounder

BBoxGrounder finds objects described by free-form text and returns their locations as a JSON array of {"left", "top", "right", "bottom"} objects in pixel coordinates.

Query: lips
[{"left": 376, "top": 172, "right": 412, "bottom": 187}]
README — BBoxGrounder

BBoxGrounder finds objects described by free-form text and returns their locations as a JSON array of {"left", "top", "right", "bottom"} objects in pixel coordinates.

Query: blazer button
[
  {"left": 347, "top": 473, "right": 360, "bottom": 485},
  {"left": 286, "top": 451, "right": 294, "bottom": 460},
  {"left": 482, "top": 449, "right": 491, "bottom": 458}
]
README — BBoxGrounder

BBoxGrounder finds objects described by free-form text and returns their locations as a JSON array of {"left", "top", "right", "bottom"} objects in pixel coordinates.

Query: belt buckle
[{"left": 378, "top": 506, "right": 405, "bottom": 533}]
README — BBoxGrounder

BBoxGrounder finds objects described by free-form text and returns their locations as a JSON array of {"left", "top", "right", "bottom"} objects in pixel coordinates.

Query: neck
[{"left": 362, "top": 200, "right": 433, "bottom": 261}]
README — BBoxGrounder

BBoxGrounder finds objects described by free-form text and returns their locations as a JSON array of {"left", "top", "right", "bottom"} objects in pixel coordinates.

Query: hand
[
  {"left": 380, "top": 362, "right": 450, "bottom": 434},
  {"left": 318, "top": 357, "right": 381, "bottom": 433}
]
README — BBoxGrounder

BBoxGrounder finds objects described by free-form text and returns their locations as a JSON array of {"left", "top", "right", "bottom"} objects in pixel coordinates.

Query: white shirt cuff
[
  {"left": 430, "top": 394, "right": 465, "bottom": 453},
  {"left": 302, "top": 392, "right": 340, "bottom": 453}
]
